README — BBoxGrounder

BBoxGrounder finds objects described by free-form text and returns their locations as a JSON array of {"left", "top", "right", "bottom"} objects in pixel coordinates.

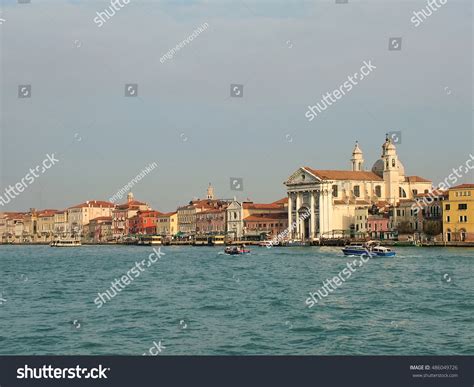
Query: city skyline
[{"left": 1, "top": 0, "right": 472, "bottom": 211}]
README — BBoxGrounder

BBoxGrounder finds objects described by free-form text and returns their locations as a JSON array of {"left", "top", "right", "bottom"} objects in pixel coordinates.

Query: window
[
  {"left": 445, "top": 204, "right": 450, "bottom": 210},
  {"left": 332, "top": 184, "right": 338, "bottom": 197},
  {"left": 392, "top": 159, "right": 396, "bottom": 167},
  {"left": 446, "top": 216, "right": 450, "bottom": 222},
  {"left": 399, "top": 187, "right": 407, "bottom": 198},
  {"left": 412, "top": 189, "right": 418, "bottom": 196},
  {"left": 458, "top": 203, "right": 467, "bottom": 210},
  {"left": 375, "top": 185, "right": 381, "bottom": 197},
  {"left": 354, "top": 185, "right": 360, "bottom": 197}
]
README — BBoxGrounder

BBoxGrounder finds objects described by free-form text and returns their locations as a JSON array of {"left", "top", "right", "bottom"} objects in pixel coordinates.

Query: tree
[{"left": 423, "top": 220, "right": 441, "bottom": 240}]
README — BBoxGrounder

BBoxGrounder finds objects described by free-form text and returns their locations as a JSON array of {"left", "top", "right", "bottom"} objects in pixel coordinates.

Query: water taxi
[
  {"left": 211, "top": 235, "right": 226, "bottom": 246},
  {"left": 370, "top": 246, "right": 396, "bottom": 257},
  {"left": 137, "top": 235, "right": 162, "bottom": 245},
  {"left": 50, "top": 238, "right": 82, "bottom": 247},
  {"left": 342, "top": 243, "right": 370, "bottom": 256},
  {"left": 224, "top": 246, "right": 250, "bottom": 255},
  {"left": 342, "top": 241, "right": 396, "bottom": 257}
]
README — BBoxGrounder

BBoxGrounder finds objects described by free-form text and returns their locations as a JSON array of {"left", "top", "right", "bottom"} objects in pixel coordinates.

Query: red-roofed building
[
  {"left": 129, "top": 210, "right": 162, "bottom": 235},
  {"left": 67, "top": 200, "right": 115, "bottom": 237},
  {"left": 112, "top": 192, "right": 150, "bottom": 239},
  {"left": 244, "top": 213, "right": 288, "bottom": 239}
]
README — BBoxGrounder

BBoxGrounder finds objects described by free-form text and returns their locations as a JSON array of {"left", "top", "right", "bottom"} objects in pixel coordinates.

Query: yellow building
[
  {"left": 156, "top": 212, "right": 178, "bottom": 236},
  {"left": 443, "top": 184, "right": 474, "bottom": 242}
]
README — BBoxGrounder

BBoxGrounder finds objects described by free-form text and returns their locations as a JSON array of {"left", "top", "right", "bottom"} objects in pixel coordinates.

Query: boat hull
[{"left": 342, "top": 248, "right": 370, "bottom": 256}]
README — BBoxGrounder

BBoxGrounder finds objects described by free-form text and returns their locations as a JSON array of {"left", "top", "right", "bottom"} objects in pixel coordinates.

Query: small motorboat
[
  {"left": 342, "top": 243, "right": 370, "bottom": 256},
  {"left": 371, "top": 246, "right": 396, "bottom": 257},
  {"left": 342, "top": 242, "right": 395, "bottom": 257},
  {"left": 50, "top": 238, "right": 82, "bottom": 247},
  {"left": 224, "top": 246, "right": 250, "bottom": 255}
]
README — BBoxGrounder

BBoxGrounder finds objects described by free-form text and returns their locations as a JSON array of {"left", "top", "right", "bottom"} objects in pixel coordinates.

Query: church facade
[{"left": 284, "top": 136, "right": 432, "bottom": 240}]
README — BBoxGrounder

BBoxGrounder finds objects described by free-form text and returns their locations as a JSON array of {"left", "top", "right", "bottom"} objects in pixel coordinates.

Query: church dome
[{"left": 371, "top": 159, "right": 405, "bottom": 177}]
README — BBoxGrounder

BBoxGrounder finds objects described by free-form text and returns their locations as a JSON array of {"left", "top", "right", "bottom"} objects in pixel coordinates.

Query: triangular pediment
[{"left": 285, "top": 167, "right": 321, "bottom": 186}]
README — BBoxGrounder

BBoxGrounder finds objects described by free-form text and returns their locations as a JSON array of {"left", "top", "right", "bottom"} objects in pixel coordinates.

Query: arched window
[
  {"left": 392, "top": 159, "right": 396, "bottom": 167},
  {"left": 399, "top": 187, "right": 407, "bottom": 198},
  {"left": 375, "top": 185, "right": 381, "bottom": 197}
]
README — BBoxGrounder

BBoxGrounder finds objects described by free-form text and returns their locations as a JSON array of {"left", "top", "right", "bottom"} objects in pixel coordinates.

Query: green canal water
[{"left": 0, "top": 245, "right": 472, "bottom": 355}]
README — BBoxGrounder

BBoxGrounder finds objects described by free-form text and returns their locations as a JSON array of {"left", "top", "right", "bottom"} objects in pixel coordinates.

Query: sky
[{"left": 0, "top": 0, "right": 473, "bottom": 212}]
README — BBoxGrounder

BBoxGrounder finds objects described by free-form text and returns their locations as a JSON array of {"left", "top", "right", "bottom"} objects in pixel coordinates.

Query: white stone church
[{"left": 284, "top": 135, "right": 432, "bottom": 240}]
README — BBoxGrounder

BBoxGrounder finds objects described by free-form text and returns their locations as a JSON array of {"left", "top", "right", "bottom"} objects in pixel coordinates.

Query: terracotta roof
[
  {"left": 405, "top": 176, "right": 431, "bottom": 183},
  {"left": 137, "top": 210, "right": 162, "bottom": 217},
  {"left": 69, "top": 200, "right": 115, "bottom": 209},
  {"left": 115, "top": 200, "right": 148, "bottom": 210},
  {"left": 244, "top": 214, "right": 287, "bottom": 222},
  {"left": 158, "top": 211, "right": 177, "bottom": 217},
  {"left": 90, "top": 216, "right": 112, "bottom": 222},
  {"left": 243, "top": 203, "right": 283, "bottom": 210},
  {"left": 450, "top": 184, "right": 474, "bottom": 189},
  {"left": 415, "top": 189, "right": 446, "bottom": 198},
  {"left": 304, "top": 168, "right": 383, "bottom": 181},
  {"left": 198, "top": 208, "right": 225, "bottom": 214},
  {"left": 271, "top": 197, "right": 288, "bottom": 205}
]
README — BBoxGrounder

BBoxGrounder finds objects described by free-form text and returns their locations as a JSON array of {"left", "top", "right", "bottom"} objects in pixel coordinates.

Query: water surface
[{"left": 0, "top": 245, "right": 472, "bottom": 355}]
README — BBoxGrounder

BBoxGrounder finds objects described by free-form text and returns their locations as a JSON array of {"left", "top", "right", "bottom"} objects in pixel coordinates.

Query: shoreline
[{"left": 1, "top": 242, "right": 473, "bottom": 248}]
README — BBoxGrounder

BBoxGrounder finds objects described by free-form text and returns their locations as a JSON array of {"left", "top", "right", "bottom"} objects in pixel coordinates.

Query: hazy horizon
[{"left": 1, "top": 0, "right": 472, "bottom": 212}]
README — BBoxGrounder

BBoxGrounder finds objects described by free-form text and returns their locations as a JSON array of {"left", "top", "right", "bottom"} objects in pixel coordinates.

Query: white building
[
  {"left": 285, "top": 136, "right": 432, "bottom": 240},
  {"left": 67, "top": 200, "right": 115, "bottom": 236}
]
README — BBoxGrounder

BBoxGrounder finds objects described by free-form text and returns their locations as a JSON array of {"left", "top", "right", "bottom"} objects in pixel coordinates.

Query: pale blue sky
[{"left": 0, "top": 0, "right": 472, "bottom": 212}]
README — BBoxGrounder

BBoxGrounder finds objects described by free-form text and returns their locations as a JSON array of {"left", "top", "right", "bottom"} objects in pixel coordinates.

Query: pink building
[{"left": 367, "top": 215, "right": 390, "bottom": 239}]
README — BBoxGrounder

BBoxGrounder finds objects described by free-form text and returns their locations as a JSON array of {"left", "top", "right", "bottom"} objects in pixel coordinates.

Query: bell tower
[
  {"left": 381, "top": 134, "right": 400, "bottom": 204},
  {"left": 206, "top": 183, "right": 215, "bottom": 200},
  {"left": 351, "top": 141, "right": 364, "bottom": 171}
]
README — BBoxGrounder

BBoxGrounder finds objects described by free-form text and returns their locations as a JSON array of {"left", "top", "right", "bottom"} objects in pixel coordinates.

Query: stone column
[
  {"left": 319, "top": 188, "right": 325, "bottom": 237},
  {"left": 310, "top": 191, "right": 315, "bottom": 239},
  {"left": 288, "top": 193, "right": 293, "bottom": 239},
  {"left": 296, "top": 192, "right": 302, "bottom": 239}
]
